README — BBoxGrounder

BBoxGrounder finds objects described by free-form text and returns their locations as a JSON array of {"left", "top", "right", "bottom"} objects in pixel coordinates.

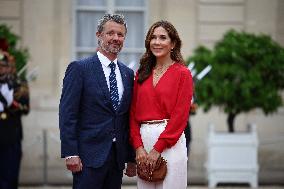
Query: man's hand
[
  {"left": 65, "top": 156, "right": 83, "bottom": 173},
  {"left": 124, "top": 162, "right": 136, "bottom": 177}
]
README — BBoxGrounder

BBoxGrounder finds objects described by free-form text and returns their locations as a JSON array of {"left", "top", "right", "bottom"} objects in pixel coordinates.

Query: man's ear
[{"left": 96, "top": 31, "right": 101, "bottom": 38}]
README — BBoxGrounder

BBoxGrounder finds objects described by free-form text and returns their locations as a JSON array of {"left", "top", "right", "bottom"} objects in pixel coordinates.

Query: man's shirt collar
[{"left": 97, "top": 51, "right": 118, "bottom": 67}]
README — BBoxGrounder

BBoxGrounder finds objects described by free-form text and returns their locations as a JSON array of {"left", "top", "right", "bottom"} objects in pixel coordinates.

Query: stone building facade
[{"left": 0, "top": 0, "right": 283, "bottom": 185}]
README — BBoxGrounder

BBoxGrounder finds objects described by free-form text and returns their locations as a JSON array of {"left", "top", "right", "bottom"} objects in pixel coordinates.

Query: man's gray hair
[{"left": 97, "top": 14, "right": 127, "bottom": 34}]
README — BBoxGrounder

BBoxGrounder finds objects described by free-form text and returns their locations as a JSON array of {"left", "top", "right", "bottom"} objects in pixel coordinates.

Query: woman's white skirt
[{"left": 137, "top": 121, "right": 188, "bottom": 189}]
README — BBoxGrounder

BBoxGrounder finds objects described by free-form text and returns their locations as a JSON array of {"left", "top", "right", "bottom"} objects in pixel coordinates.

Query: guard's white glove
[
  {"left": 0, "top": 83, "right": 14, "bottom": 107},
  {"left": 0, "top": 102, "right": 3, "bottom": 112}
]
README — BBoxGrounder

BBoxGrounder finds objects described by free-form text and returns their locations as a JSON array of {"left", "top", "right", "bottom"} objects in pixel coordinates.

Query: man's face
[
  {"left": 97, "top": 21, "right": 126, "bottom": 55},
  {"left": 0, "top": 64, "right": 9, "bottom": 82}
]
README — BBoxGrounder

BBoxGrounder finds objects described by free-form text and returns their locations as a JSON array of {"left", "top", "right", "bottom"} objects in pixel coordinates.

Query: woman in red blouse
[{"left": 130, "top": 20, "right": 193, "bottom": 189}]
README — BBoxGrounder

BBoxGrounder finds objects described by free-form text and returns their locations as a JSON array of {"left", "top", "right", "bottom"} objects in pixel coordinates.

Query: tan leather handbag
[{"left": 137, "top": 156, "right": 167, "bottom": 182}]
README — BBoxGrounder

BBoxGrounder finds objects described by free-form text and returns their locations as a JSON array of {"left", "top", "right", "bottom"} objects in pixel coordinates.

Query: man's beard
[{"left": 98, "top": 39, "right": 123, "bottom": 55}]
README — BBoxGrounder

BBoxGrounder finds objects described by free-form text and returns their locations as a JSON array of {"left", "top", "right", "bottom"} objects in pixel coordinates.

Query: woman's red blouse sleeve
[{"left": 153, "top": 70, "right": 193, "bottom": 153}]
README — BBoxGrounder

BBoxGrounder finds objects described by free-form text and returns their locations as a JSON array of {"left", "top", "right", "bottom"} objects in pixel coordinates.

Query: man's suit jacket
[{"left": 59, "top": 53, "right": 134, "bottom": 170}]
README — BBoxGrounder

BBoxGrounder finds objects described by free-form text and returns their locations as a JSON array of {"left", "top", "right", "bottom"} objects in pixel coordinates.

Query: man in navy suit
[{"left": 59, "top": 14, "right": 136, "bottom": 189}]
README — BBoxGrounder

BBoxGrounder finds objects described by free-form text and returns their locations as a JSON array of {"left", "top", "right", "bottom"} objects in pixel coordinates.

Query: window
[{"left": 73, "top": 0, "right": 147, "bottom": 69}]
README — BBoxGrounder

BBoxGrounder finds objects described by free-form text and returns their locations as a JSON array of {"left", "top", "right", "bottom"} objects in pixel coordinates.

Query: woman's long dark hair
[{"left": 137, "top": 20, "right": 185, "bottom": 84}]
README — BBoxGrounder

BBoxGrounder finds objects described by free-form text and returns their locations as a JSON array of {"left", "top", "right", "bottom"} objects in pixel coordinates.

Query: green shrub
[{"left": 187, "top": 29, "right": 284, "bottom": 132}]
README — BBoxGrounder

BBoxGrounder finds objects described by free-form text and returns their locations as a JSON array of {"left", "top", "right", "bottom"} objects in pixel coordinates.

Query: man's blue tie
[{"left": 109, "top": 62, "right": 119, "bottom": 111}]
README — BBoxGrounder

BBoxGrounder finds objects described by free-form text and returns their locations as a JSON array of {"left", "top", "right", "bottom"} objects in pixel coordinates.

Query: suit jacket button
[{"left": 0, "top": 112, "right": 7, "bottom": 120}]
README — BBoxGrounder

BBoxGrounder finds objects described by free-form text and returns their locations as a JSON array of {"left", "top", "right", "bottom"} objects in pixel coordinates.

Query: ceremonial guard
[{"left": 0, "top": 49, "right": 30, "bottom": 189}]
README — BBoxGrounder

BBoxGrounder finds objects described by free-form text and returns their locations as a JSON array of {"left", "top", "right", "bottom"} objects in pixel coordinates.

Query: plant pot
[{"left": 205, "top": 124, "right": 259, "bottom": 188}]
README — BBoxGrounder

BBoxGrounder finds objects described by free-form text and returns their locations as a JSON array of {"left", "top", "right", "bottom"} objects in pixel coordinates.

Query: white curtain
[
  {"left": 115, "top": 0, "right": 145, "bottom": 6},
  {"left": 77, "top": 0, "right": 105, "bottom": 6},
  {"left": 77, "top": 12, "right": 104, "bottom": 47}
]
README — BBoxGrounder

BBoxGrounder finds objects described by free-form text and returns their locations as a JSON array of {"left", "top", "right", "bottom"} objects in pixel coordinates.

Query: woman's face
[{"left": 149, "top": 26, "right": 174, "bottom": 59}]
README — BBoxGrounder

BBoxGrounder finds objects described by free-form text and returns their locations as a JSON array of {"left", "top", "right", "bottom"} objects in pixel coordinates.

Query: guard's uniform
[{"left": 0, "top": 76, "right": 29, "bottom": 189}]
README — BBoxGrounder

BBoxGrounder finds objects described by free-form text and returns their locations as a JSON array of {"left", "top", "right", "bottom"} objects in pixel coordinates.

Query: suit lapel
[
  {"left": 117, "top": 62, "right": 129, "bottom": 111},
  {"left": 91, "top": 55, "right": 130, "bottom": 112},
  {"left": 91, "top": 54, "right": 112, "bottom": 105}
]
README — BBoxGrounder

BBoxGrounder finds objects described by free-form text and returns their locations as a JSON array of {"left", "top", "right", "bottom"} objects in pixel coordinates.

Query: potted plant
[{"left": 187, "top": 29, "right": 284, "bottom": 187}]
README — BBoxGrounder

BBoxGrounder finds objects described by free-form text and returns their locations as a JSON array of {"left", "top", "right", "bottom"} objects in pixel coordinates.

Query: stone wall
[{"left": 0, "top": 0, "right": 283, "bottom": 184}]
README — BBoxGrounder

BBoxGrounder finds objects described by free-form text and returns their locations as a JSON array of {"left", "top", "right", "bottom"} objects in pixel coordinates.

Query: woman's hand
[
  {"left": 147, "top": 148, "right": 161, "bottom": 171},
  {"left": 136, "top": 146, "right": 148, "bottom": 170}
]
